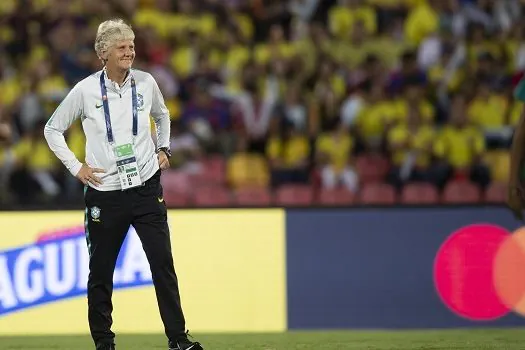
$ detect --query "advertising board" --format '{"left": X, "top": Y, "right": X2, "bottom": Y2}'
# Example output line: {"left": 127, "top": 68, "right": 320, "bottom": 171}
{"left": 0, "top": 210, "right": 286, "bottom": 335}
{"left": 286, "top": 207, "right": 525, "bottom": 329}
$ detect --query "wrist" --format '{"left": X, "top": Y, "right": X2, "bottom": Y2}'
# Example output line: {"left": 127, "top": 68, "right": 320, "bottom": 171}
{"left": 70, "top": 162, "right": 84, "bottom": 177}
{"left": 157, "top": 147, "right": 171, "bottom": 158}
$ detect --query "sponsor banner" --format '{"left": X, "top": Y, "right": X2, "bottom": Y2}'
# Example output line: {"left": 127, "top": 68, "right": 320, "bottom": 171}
{"left": 168, "top": 209, "right": 287, "bottom": 333}
{"left": 286, "top": 207, "right": 525, "bottom": 329}
{"left": 0, "top": 226, "right": 151, "bottom": 317}
{"left": 0, "top": 210, "right": 286, "bottom": 335}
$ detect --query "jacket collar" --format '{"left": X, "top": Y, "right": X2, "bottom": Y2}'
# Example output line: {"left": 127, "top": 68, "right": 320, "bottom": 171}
{"left": 102, "top": 67, "right": 132, "bottom": 89}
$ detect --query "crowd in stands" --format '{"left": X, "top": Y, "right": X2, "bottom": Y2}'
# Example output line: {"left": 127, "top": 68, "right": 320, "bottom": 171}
{"left": 0, "top": 0, "right": 521, "bottom": 208}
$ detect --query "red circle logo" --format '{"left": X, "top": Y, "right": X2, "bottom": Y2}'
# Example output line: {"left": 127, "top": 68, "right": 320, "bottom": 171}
{"left": 434, "top": 224, "right": 525, "bottom": 321}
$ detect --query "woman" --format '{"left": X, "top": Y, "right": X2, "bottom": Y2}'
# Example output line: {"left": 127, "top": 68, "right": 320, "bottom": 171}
{"left": 43, "top": 18, "right": 203, "bottom": 350}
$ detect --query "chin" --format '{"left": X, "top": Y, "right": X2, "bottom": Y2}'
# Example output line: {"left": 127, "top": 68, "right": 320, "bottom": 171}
{"left": 119, "top": 62, "right": 133, "bottom": 70}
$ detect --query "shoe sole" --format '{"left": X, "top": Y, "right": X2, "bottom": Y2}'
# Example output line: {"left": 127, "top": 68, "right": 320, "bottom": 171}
{"left": 169, "top": 345, "right": 202, "bottom": 350}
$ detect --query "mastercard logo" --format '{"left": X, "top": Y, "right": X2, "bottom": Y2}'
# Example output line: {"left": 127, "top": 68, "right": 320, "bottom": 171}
{"left": 434, "top": 223, "right": 525, "bottom": 321}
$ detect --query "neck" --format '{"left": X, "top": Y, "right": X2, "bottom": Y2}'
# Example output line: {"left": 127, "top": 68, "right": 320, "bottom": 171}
{"left": 106, "top": 66, "right": 128, "bottom": 86}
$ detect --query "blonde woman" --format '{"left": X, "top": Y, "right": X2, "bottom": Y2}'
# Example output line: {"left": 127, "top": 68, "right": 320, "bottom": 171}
{"left": 44, "top": 19, "right": 203, "bottom": 350}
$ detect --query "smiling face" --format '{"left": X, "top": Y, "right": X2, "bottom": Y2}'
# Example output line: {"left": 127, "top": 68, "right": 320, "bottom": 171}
{"left": 105, "top": 39, "right": 135, "bottom": 72}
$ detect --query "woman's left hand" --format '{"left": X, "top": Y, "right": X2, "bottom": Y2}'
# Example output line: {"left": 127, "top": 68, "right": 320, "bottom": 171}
{"left": 158, "top": 151, "right": 170, "bottom": 170}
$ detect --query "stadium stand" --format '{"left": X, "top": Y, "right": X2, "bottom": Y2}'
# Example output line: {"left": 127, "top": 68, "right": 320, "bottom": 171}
{"left": 0, "top": 0, "right": 520, "bottom": 208}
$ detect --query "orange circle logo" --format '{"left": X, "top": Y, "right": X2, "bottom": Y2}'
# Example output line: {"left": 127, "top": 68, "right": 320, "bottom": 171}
{"left": 434, "top": 224, "right": 525, "bottom": 321}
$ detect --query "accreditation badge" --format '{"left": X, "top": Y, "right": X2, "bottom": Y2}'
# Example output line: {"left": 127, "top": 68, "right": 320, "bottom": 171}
{"left": 114, "top": 143, "right": 143, "bottom": 190}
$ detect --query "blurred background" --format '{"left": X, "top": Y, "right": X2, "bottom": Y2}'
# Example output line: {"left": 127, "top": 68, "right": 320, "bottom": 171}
{"left": 0, "top": 0, "right": 522, "bottom": 210}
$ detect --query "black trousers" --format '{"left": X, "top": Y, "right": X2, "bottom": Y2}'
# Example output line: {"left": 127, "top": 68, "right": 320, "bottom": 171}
{"left": 84, "top": 170, "right": 186, "bottom": 346}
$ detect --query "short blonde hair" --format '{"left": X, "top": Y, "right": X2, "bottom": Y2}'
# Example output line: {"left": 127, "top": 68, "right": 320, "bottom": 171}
{"left": 94, "top": 18, "right": 135, "bottom": 60}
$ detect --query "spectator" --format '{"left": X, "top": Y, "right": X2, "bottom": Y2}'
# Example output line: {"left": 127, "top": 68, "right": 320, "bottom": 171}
{"left": 179, "top": 51, "right": 222, "bottom": 102}
{"left": 227, "top": 135, "right": 270, "bottom": 189}
{"left": 354, "top": 81, "right": 394, "bottom": 151}
{"left": 404, "top": 0, "right": 440, "bottom": 45}
{"left": 427, "top": 43, "right": 465, "bottom": 99}
{"left": 340, "top": 79, "right": 367, "bottom": 129}
{"left": 254, "top": 24, "right": 295, "bottom": 66}
{"left": 387, "top": 104, "right": 436, "bottom": 189}
{"left": 316, "top": 119, "right": 359, "bottom": 193}
{"left": 342, "top": 20, "right": 373, "bottom": 70}
{"left": 464, "top": 23, "right": 502, "bottom": 72}
{"left": 329, "top": 0, "right": 377, "bottom": 40}
{"left": 169, "top": 30, "right": 206, "bottom": 82}
{"left": 389, "top": 50, "right": 428, "bottom": 95}
{"left": 18, "top": 76, "right": 45, "bottom": 135}
{"left": 462, "top": 0, "right": 514, "bottom": 35}
{"left": 432, "top": 94, "right": 491, "bottom": 189}
{"left": 288, "top": 0, "right": 320, "bottom": 40}
{"left": 12, "top": 120, "right": 60, "bottom": 201}
{"left": 212, "top": 72, "right": 280, "bottom": 154}
{"left": 180, "top": 78, "right": 233, "bottom": 154}
{"left": 467, "top": 77, "right": 510, "bottom": 147}
{"left": 221, "top": 29, "right": 252, "bottom": 93}
{"left": 266, "top": 119, "right": 310, "bottom": 188}
{"left": 276, "top": 83, "right": 308, "bottom": 132}
{"left": 0, "top": 55, "right": 22, "bottom": 118}
{"left": 394, "top": 79, "right": 435, "bottom": 127}
{"left": 169, "top": 120, "right": 203, "bottom": 174}
{"left": 34, "top": 58, "right": 70, "bottom": 116}
{"left": 310, "top": 58, "right": 346, "bottom": 133}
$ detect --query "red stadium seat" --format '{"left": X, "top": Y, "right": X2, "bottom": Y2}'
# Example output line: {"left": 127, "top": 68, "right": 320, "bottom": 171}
{"left": 355, "top": 153, "right": 390, "bottom": 184}
{"left": 318, "top": 188, "right": 355, "bottom": 206}
{"left": 401, "top": 183, "right": 439, "bottom": 204}
{"left": 206, "top": 155, "right": 226, "bottom": 175}
{"left": 485, "top": 182, "right": 507, "bottom": 204}
{"left": 160, "top": 170, "right": 192, "bottom": 207}
{"left": 274, "top": 185, "right": 314, "bottom": 207}
{"left": 163, "top": 190, "right": 190, "bottom": 207}
{"left": 160, "top": 169, "right": 191, "bottom": 194}
{"left": 359, "top": 183, "right": 397, "bottom": 205}
{"left": 189, "top": 156, "right": 226, "bottom": 186}
{"left": 193, "top": 186, "right": 232, "bottom": 207}
{"left": 234, "top": 187, "right": 272, "bottom": 206}
{"left": 442, "top": 180, "right": 481, "bottom": 204}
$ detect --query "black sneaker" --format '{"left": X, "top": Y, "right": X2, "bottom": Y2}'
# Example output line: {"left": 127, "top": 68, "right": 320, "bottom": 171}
{"left": 96, "top": 343, "right": 115, "bottom": 350}
{"left": 168, "top": 333, "right": 203, "bottom": 350}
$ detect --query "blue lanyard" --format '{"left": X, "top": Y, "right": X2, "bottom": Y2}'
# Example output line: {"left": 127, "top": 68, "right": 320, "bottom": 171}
{"left": 99, "top": 71, "right": 138, "bottom": 144}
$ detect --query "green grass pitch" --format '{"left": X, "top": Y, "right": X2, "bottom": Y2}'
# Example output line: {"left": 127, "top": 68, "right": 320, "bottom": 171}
{"left": 2, "top": 328, "right": 525, "bottom": 349}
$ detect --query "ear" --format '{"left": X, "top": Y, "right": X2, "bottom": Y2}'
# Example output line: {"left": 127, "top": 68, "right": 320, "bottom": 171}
{"left": 98, "top": 51, "right": 109, "bottom": 64}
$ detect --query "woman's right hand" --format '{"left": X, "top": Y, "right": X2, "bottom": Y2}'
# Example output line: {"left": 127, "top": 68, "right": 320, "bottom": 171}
{"left": 76, "top": 164, "right": 105, "bottom": 186}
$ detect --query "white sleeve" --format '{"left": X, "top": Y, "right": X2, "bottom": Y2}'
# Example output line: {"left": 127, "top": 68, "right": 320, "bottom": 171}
{"left": 149, "top": 74, "right": 170, "bottom": 150}
{"left": 43, "top": 83, "right": 84, "bottom": 176}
